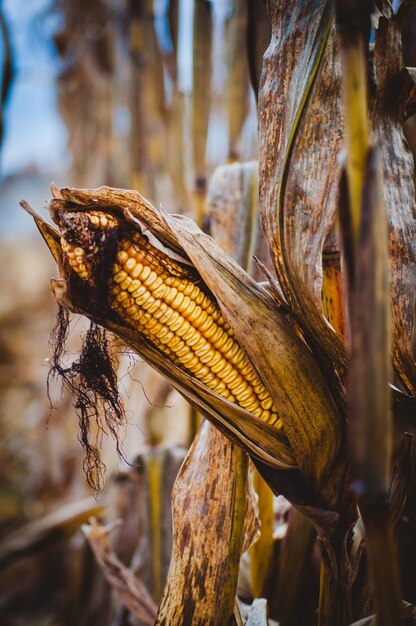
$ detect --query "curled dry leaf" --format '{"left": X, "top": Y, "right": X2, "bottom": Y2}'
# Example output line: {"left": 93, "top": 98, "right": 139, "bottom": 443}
{"left": 82, "top": 517, "right": 157, "bottom": 625}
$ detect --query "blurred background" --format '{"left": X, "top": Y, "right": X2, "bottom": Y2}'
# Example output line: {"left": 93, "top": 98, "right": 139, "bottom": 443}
{"left": 0, "top": 1, "right": 270, "bottom": 624}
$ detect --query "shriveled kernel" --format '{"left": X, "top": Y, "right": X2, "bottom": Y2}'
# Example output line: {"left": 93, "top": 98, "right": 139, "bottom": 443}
{"left": 114, "top": 269, "right": 128, "bottom": 284}
{"left": 116, "top": 291, "right": 130, "bottom": 303}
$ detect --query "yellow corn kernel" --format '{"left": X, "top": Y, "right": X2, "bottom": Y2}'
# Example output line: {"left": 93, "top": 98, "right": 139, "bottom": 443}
{"left": 65, "top": 218, "right": 285, "bottom": 429}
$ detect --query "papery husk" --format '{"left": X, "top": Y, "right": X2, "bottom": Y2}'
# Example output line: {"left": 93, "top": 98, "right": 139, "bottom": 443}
{"left": 167, "top": 213, "right": 342, "bottom": 494}
{"left": 24, "top": 186, "right": 295, "bottom": 474}
{"left": 43, "top": 184, "right": 343, "bottom": 497}
{"left": 207, "top": 161, "right": 273, "bottom": 603}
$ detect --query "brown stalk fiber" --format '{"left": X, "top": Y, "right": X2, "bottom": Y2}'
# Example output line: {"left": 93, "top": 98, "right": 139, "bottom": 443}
{"left": 206, "top": 161, "right": 276, "bottom": 600}
{"left": 336, "top": 1, "right": 403, "bottom": 624}
{"left": 155, "top": 422, "right": 253, "bottom": 625}
{"left": 225, "top": 0, "right": 250, "bottom": 161}
{"left": 192, "top": 0, "right": 213, "bottom": 224}
{"left": 166, "top": 0, "right": 189, "bottom": 212}
{"left": 129, "top": 0, "right": 166, "bottom": 199}
{"left": 246, "top": 0, "right": 271, "bottom": 100}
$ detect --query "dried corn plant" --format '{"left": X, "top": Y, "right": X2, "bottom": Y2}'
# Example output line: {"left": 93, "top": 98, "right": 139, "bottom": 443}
{"left": 13, "top": 0, "right": 416, "bottom": 624}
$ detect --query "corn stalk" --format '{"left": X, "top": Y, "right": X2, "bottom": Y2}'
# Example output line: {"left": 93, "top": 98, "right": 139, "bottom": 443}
{"left": 336, "top": 2, "right": 402, "bottom": 625}
{"left": 192, "top": 0, "right": 213, "bottom": 224}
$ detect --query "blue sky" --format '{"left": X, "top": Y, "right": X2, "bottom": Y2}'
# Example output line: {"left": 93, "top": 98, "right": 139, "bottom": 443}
{"left": 1, "top": 0, "right": 68, "bottom": 177}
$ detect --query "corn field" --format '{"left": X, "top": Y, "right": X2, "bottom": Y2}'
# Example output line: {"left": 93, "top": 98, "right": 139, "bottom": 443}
{"left": 1, "top": 0, "right": 416, "bottom": 625}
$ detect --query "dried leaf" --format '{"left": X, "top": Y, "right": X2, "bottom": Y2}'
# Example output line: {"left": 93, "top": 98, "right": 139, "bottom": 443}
{"left": 370, "top": 13, "right": 416, "bottom": 394}
{"left": 259, "top": 2, "right": 416, "bottom": 396}
{"left": 207, "top": 161, "right": 274, "bottom": 281}
{"left": 0, "top": 497, "right": 103, "bottom": 570}
{"left": 25, "top": 184, "right": 343, "bottom": 500}
{"left": 259, "top": 1, "right": 347, "bottom": 370}
{"left": 82, "top": 518, "right": 157, "bottom": 625}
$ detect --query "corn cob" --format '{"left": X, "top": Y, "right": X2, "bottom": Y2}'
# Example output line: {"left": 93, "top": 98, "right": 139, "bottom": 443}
{"left": 60, "top": 209, "right": 282, "bottom": 429}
